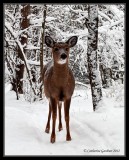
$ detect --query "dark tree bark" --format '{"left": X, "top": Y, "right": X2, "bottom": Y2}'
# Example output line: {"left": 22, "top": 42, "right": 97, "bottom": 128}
{"left": 103, "top": 68, "right": 112, "bottom": 88}
{"left": 99, "top": 63, "right": 112, "bottom": 88}
{"left": 86, "top": 5, "right": 102, "bottom": 111}
{"left": 99, "top": 63, "right": 105, "bottom": 86}
{"left": 40, "top": 5, "right": 47, "bottom": 98}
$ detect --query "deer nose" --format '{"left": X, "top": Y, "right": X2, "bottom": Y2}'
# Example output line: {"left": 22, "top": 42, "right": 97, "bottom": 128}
{"left": 61, "top": 53, "right": 67, "bottom": 59}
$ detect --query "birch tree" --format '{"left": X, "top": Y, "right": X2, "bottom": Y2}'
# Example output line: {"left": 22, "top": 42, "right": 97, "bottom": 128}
{"left": 86, "top": 5, "right": 102, "bottom": 111}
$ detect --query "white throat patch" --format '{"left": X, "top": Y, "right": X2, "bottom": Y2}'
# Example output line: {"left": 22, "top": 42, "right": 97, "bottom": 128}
{"left": 58, "top": 59, "right": 67, "bottom": 64}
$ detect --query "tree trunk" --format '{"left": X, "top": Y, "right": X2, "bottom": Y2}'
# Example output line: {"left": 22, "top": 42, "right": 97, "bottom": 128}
{"left": 99, "top": 63, "right": 106, "bottom": 86}
{"left": 40, "top": 5, "right": 47, "bottom": 98}
{"left": 86, "top": 5, "right": 102, "bottom": 111}
{"left": 103, "top": 68, "right": 112, "bottom": 88}
{"left": 99, "top": 63, "right": 112, "bottom": 88}
{"left": 16, "top": 4, "right": 30, "bottom": 94}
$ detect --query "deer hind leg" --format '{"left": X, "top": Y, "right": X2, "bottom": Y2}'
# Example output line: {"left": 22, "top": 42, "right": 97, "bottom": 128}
{"left": 45, "top": 101, "right": 51, "bottom": 133}
{"left": 64, "top": 98, "right": 71, "bottom": 141}
{"left": 50, "top": 98, "right": 57, "bottom": 143}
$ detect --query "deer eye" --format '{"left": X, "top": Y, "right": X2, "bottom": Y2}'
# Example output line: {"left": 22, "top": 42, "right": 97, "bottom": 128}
{"left": 54, "top": 48, "right": 59, "bottom": 52}
{"left": 66, "top": 48, "right": 69, "bottom": 51}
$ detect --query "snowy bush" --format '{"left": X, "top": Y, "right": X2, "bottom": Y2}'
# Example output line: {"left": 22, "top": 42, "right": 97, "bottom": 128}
{"left": 103, "top": 79, "right": 124, "bottom": 105}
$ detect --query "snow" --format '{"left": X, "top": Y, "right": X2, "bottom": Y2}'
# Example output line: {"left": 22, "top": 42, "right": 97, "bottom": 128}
{"left": 5, "top": 11, "right": 15, "bottom": 22}
{"left": 30, "top": 18, "right": 43, "bottom": 25}
{"left": 5, "top": 62, "right": 10, "bottom": 75}
{"left": 5, "top": 22, "right": 17, "bottom": 38}
{"left": 29, "top": 16, "right": 56, "bottom": 25}
{"left": 5, "top": 83, "right": 12, "bottom": 95}
{"left": 46, "top": 16, "right": 57, "bottom": 22}
{"left": 5, "top": 85, "right": 125, "bottom": 156}
{"left": 109, "top": 5, "right": 124, "bottom": 19}
{"left": 25, "top": 45, "right": 40, "bottom": 50}
{"left": 27, "top": 60, "right": 40, "bottom": 66}
{"left": 98, "top": 11, "right": 112, "bottom": 23}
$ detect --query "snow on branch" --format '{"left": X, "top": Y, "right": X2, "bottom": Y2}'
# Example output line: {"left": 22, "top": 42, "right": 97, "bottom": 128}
{"left": 17, "top": 25, "right": 34, "bottom": 37}
{"left": 25, "top": 45, "right": 40, "bottom": 50}
{"left": 5, "top": 22, "right": 17, "bottom": 38}
{"left": 75, "top": 81, "right": 90, "bottom": 89}
{"left": 98, "top": 11, "right": 112, "bottom": 23}
{"left": 71, "top": 15, "right": 87, "bottom": 24}
{"left": 5, "top": 11, "right": 15, "bottom": 23}
{"left": 68, "top": 5, "right": 112, "bottom": 24}
{"left": 27, "top": 60, "right": 40, "bottom": 66}
{"left": 37, "top": 29, "right": 42, "bottom": 47}
{"left": 68, "top": 5, "right": 87, "bottom": 15}
{"left": 5, "top": 22, "right": 36, "bottom": 96}
{"left": 30, "top": 18, "right": 43, "bottom": 25}
{"left": 99, "top": 18, "right": 124, "bottom": 34}
{"left": 109, "top": 19, "right": 124, "bottom": 29}
{"left": 46, "top": 16, "right": 57, "bottom": 22}
{"left": 17, "top": 24, "right": 42, "bottom": 38}
{"left": 109, "top": 5, "right": 124, "bottom": 19}
{"left": 30, "top": 16, "right": 57, "bottom": 25}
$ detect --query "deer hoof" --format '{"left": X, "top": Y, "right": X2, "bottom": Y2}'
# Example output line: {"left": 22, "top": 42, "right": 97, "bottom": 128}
{"left": 45, "top": 128, "right": 49, "bottom": 133}
{"left": 66, "top": 135, "right": 72, "bottom": 141}
{"left": 59, "top": 127, "right": 63, "bottom": 131}
{"left": 58, "top": 124, "right": 63, "bottom": 131}
{"left": 51, "top": 136, "right": 56, "bottom": 143}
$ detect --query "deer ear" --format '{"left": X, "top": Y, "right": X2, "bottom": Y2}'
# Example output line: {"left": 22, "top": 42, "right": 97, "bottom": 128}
{"left": 45, "top": 36, "right": 55, "bottom": 48}
{"left": 66, "top": 36, "right": 78, "bottom": 48}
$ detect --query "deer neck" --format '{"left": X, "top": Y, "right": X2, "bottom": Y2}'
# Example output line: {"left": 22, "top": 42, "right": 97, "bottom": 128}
{"left": 53, "top": 62, "right": 69, "bottom": 86}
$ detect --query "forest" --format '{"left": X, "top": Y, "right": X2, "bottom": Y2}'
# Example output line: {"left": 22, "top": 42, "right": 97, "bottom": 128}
{"left": 4, "top": 4, "right": 125, "bottom": 156}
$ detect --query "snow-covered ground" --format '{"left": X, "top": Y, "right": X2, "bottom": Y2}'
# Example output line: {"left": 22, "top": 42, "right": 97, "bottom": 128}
{"left": 4, "top": 84, "right": 125, "bottom": 156}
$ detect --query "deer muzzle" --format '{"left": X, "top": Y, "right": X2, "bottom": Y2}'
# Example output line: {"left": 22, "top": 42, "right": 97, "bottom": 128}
{"left": 60, "top": 53, "right": 67, "bottom": 59}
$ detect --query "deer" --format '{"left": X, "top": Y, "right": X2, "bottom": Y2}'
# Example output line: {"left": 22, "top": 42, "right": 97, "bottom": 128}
{"left": 43, "top": 35, "right": 78, "bottom": 143}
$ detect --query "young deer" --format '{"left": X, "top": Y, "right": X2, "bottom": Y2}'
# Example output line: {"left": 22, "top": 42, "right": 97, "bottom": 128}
{"left": 43, "top": 36, "right": 78, "bottom": 143}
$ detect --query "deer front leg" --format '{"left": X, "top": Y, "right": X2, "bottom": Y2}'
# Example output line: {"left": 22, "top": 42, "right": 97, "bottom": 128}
{"left": 45, "top": 102, "right": 51, "bottom": 133}
{"left": 64, "top": 98, "right": 71, "bottom": 141}
{"left": 50, "top": 98, "right": 57, "bottom": 143}
{"left": 58, "top": 101, "right": 63, "bottom": 131}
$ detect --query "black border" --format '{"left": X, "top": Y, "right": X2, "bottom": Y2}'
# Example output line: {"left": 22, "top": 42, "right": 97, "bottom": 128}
{"left": 3, "top": 2, "right": 126, "bottom": 158}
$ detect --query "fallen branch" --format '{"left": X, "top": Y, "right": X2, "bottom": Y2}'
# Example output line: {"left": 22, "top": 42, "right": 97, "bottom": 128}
{"left": 75, "top": 81, "right": 90, "bottom": 89}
